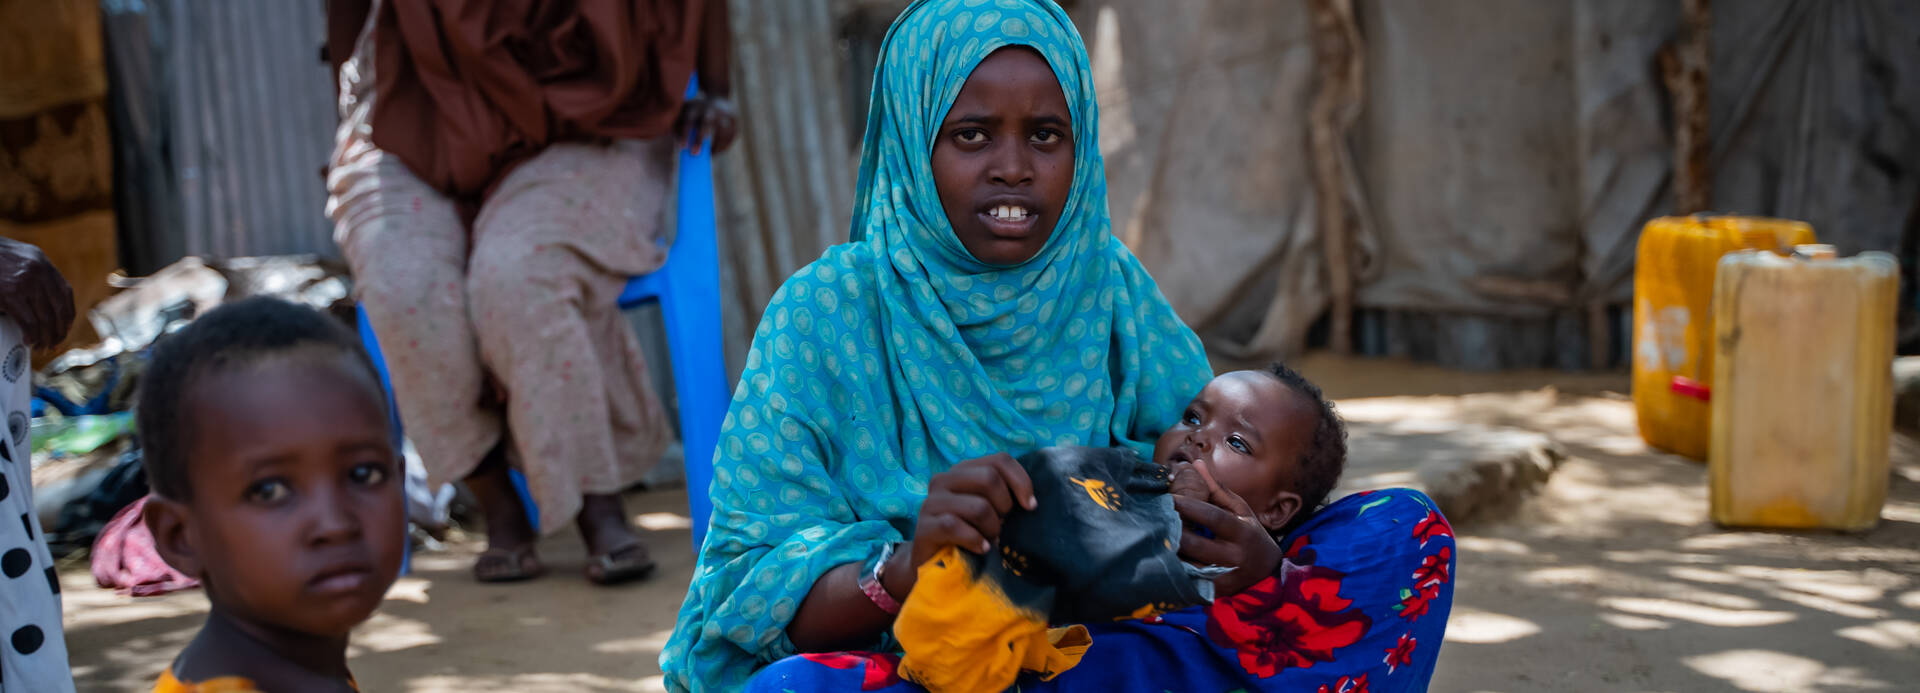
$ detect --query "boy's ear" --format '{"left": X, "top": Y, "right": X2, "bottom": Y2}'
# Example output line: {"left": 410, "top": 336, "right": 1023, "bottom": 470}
{"left": 142, "top": 496, "right": 203, "bottom": 578}
{"left": 1257, "top": 491, "right": 1303, "bottom": 536}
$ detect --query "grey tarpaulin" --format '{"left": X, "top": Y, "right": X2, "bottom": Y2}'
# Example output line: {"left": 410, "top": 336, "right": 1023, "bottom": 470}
{"left": 1354, "top": 0, "right": 1918, "bottom": 369}
{"left": 1064, "top": 0, "right": 1920, "bottom": 369}
{"left": 1070, "top": 0, "right": 1347, "bottom": 363}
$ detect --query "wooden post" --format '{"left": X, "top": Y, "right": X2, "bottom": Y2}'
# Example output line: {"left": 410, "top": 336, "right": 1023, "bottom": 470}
{"left": 1307, "top": 0, "right": 1364, "bottom": 353}
{"left": 1662, "top": 0, "right": 1712, "bottom": 215}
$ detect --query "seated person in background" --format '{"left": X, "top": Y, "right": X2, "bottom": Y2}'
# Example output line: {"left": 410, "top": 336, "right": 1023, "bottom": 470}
{"left": 138, "top": 298, "right": 405, "bottom": 692}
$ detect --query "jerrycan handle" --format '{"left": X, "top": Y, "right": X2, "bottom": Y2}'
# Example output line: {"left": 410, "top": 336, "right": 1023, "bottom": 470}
{"left": 1792, "top": 244, "right": 1837, "bottom": 261}
{"left": 1671, "top": 376, "right": 1711, "bottom": 402}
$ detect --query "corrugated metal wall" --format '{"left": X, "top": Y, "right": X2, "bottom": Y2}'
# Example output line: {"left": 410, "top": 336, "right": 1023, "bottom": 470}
{"left": 710, "top": 0, "right": 875, "bottom": 375}
{"left": 104, "top": 0, "right": 336, "bottom": 274}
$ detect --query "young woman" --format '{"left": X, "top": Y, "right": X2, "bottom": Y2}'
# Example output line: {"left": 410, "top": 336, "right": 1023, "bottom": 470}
{"left": 663, "top": 2, "right": 1453, "bottom": 690}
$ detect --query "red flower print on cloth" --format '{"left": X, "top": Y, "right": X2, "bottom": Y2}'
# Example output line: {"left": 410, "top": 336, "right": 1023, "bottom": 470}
{"left": 1412, "top": 510, "right": 1453, "bottom": 548}
{"left": 797, "top": 652, "right": 903, "bottom": 691}
{"left": 1383, "top": 633, "right": 1416, "bottom": 673}
{"left": 1284, "top": 534, "right": 1312, "bottom": 561}
{"left": 1208, "top": 558, "right": 1372, "bottom": 678}
{"left": 1316, "top": 673, "right": 1371, "bottom": 693}
{"left": 1413, "top": 547, "right": 1453, "bottom": 591}
{"left": 1394, "top": 545, "right": 1454, "bottom": 621}
{"left": 1395, "top": 585, "right": 1438, "bottom": 621}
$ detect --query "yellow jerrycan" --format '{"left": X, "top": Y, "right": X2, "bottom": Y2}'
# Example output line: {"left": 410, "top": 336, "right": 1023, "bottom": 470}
{"left": 1632, "top": 216, "right": 1816, "bottom": 460}
{"left": 1709, "top": 246, "right": 1899, "bottom": 530}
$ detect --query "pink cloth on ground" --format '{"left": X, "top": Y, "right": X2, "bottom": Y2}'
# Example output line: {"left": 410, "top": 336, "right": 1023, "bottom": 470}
{"left": 91, "top": 496, "right": 200, "bottom": 597}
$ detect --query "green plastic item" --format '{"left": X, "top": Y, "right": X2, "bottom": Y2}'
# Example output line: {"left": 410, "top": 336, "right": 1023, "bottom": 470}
{"left": 30, "top": 411, "right": 136, "bottom": 458}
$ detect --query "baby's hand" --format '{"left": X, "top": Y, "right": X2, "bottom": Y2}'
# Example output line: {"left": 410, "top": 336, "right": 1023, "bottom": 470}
{"left": 1168, "top": 461, "right": 1210, "bottom": 501}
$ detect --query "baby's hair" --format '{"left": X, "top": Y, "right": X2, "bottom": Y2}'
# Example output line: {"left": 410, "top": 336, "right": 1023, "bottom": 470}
{"left": 137, "top": 297, "right": 385, "bottom": 501}
{"left": 1263, "top": 362, "right": 1347, "bottom": 533}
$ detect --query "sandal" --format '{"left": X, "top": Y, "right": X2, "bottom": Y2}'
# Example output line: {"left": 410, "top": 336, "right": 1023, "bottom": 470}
{"left": 473, "top": 545, "right": 545, "bottom": 583}
{"left": 585, "top": 540, "right": 656, "bottom": 586}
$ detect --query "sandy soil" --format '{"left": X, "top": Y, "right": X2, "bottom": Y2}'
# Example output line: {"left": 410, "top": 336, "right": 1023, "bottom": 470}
{"left": 61, "top": 356, "right": 1920, "bottom": 692}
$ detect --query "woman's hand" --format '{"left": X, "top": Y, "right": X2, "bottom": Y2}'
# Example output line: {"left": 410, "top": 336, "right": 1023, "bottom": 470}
{"left": 0, "top": 238, "right": 75, "bottom": 348}
{"left": 676, "top": 94, "right": 739, "bottom": 155}
{"left": 907, "top": 452, "right": 1036, "bottom": 570}
{"left": 1172, "top": 462, "right": 1282, "bottom": 598}
{"left": 793, "top": 454, "right": 1032, "bottom": 652}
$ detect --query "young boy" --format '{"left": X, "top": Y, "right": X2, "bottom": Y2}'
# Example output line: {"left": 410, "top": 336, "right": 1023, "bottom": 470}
{"left": 138, "top": 297, "right": 405, "bottom": 692}
{"left": 1157, "top": 363, "right": 1348, "bottom": 539}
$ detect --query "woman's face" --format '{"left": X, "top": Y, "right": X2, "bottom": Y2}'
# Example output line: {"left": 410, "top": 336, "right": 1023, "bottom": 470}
{"left": 931, "top": 47, "right": 1075, "bottom": 267}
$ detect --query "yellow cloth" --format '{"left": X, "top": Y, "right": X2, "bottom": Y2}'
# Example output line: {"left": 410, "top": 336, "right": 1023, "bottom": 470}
{"left": 152, "top": 669, "right": 261, "bottom": 693}
{"left": 895, "top": 546, "right": 1093, "bottom": 692}
{"left": 153, "top": 667, "right": 359, "bottom": 692}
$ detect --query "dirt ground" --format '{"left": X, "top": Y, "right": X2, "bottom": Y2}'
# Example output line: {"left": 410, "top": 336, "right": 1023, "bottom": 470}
{"left": 61, "top": 355, "right": 1920, "bottom": 692}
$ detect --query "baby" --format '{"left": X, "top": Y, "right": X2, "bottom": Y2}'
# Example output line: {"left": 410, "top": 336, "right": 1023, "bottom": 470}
{"left": 1156, "top": 363, "right": 1348, "bottom": 538}
{"left": 892, "top": 363, "right": 1347, "bottom": 691}
{"left": 138, "top": 297, "right": 405, "bottom": 692}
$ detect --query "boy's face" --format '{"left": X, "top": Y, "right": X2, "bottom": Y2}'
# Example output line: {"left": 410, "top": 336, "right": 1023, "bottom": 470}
{"left": 149, "top": 351, "right": 404, "bottom": 638}
{"left": 1153, "top": 370, "right": 1314, "bottom": 532}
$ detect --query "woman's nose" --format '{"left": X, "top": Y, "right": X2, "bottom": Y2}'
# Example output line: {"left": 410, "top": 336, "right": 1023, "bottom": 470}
{"left": 987, "top": 143, "right": 1034, "bottom": 186}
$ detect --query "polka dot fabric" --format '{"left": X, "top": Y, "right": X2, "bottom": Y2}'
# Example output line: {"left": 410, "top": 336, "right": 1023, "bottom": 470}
{"left": 0, "top": 317, "right": 77, "bottom": 692}
{"left": 660, "top": 1, "right": 1211, "bottom": 690}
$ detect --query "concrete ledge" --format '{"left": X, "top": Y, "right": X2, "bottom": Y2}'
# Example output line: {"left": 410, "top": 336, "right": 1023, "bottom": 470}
{"left": 1337, "top": 420, "right": 1567, "bottom": 524}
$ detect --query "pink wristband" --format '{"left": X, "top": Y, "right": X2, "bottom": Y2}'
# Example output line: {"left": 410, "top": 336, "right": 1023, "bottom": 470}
{"left": 859, "top": 543, "right": 903, "bottom": 614}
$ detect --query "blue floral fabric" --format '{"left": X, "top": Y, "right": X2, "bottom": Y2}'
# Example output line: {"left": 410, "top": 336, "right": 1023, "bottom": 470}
{"left": 746, "top": 489, "right": 1459, "bottom": 693}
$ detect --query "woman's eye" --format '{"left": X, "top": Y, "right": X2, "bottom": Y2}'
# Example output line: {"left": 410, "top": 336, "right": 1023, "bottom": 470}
{"left": 1228, "top": 436, "right": 1251, "bottom": 455}
{"left": 955, "top": 129, "right": 987, "bottom": 144}
{"left": 350, "top": 462, "right": 390, "bottom": 486}
{"left": 1031, "top": 129, "right": 1063, "bottom": 144}
{"left": 245, "top": 480, "right": 291, "bottom": 504}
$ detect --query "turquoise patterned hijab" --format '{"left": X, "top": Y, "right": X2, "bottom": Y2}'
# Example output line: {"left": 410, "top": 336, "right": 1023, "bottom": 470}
{"left": 662, "top": 1, "right": 1211, "bottom": 689}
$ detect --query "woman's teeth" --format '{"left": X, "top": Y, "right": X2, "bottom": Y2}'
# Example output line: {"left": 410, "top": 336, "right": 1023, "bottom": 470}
{"left": 990, "top": 205, "right": 1031, "bottom": 221}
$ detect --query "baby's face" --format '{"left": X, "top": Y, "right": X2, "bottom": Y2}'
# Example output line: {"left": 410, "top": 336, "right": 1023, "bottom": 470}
{"left": 1154, "top": 370, "right": 1315, "bottom": 528}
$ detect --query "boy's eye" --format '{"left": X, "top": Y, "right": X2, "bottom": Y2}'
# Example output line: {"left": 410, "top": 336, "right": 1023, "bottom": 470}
{"left": 350, "top": 462, "right": 390, "bottom": 487}
{"left": 245, "top": 479, "right": 291, "bottom": 504}
{"left": 1228, "top": 436, "right": 1251, "bottom": 455}
{"left": 1182, "top": 410, "right": 1200, "bottom": 426}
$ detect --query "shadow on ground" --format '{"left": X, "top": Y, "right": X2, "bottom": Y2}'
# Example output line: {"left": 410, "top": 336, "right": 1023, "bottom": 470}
{"left": 1382, "top": 388, "right": 1920, "bottom": 692}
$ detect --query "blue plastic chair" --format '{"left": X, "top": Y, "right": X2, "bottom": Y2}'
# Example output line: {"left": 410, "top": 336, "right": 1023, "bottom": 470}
{"left": 357, "top": 76, "right": 727, "bottom": 558}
